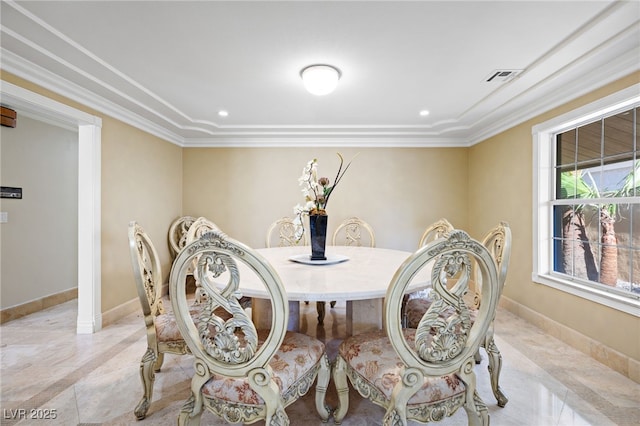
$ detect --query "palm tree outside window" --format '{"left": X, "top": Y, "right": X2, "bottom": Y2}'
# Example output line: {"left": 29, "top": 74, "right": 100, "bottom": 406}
{"left": 553, "top": 107, "right": 639, "bottom": 298}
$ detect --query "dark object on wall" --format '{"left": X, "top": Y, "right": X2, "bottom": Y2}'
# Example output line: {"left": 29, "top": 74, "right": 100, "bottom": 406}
{"left": 1, "top": 187, "right": 22, "bottom": 199}
{"left": 1, "top": 106, "right": 17, "bottom": 128}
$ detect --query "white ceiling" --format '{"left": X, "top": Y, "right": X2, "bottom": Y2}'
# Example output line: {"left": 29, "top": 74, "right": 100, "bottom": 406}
{"left": 1, "top": 1, "right": 639, "bottom": 147}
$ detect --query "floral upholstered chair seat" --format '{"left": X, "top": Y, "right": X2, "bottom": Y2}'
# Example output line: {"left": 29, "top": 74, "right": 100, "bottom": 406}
{"left": 202, "top": 330, "right": 325, "bottom": 405}
{"left": 405, "top": 295, "right": 478, "bottom": 330}
{"left": 338, "top": 329, "right": 466, "bottom": 405}
{"left": 404, "top": 296, "right": 433, "bottom": 331}
{"left": 155, "top": 300, "right": 232, "bottom": 344}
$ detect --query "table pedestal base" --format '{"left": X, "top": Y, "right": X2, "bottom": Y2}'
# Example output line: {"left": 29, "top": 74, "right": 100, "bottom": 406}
{"left": 346, "top": 299, "right": 383, "bottom": 335}
{"left": 252, "top": 298, "right": 383, "bottom": 335}
{"left": 252, "top": 299, "right": 300, "bottom": 331}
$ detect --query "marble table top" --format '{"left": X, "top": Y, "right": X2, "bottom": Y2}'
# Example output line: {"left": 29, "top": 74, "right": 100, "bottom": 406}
{"left": 236, "top": 245, "right": 430, "bottom": 302}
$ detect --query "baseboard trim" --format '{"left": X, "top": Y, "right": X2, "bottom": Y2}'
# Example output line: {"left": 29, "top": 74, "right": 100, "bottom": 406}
{"left": 500, "top": 296, "right": 639, "bottom": 384}
{"left": 0, "top": 288, "right": 78, "bottom": 324}
{"left": 101, "top": 297, "right": 140, "bottom": 328}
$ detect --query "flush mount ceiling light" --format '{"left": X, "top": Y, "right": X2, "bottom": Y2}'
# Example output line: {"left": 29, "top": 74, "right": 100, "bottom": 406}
{"left": 300, "top": 64, "right": 341, "bottom": 96}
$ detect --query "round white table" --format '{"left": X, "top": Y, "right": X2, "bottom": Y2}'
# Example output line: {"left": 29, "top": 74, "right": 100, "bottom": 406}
{"left": 236, "top": 245, "right": 430, "bottom": 334}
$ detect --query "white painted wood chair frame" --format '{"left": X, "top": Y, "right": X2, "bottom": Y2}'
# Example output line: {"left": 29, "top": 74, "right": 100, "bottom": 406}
{"left": 401, "top": 218, "right": 455, "bottom": 327}
{"left": 168, "top": 215, "right": 197, "bottom": 258}
{"left": 331, "top": 216, "right": 376, "bottom": 247}
{"left": 333, "top": 230, "right": 500, "bottom": 426}
{"left": 405, "top": 221, "right": 513, "bottom": 408}
{"left": 418, "top": 218, "right": 454, "bottom": 248}
{"left": 265, "top": 216, "right": 307, "bottom": 248}
{"left": 128, "top": 221, "right": 191, "bottom": 420}
{"left": 183, "top": 217, "right": 221, "bottom": 302}
{"left": 471, "top": 222, "right": 512, "bottom": 407}
{"left": 170, "top": 231, "right": 331, "bottom": 425}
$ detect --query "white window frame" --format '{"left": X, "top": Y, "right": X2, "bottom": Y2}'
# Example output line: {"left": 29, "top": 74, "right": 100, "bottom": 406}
{"left": 532, "top": 83, "right": 640, "bottom": 317}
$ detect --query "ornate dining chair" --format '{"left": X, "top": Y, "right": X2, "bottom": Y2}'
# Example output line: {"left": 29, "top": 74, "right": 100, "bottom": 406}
{"left": 418, "top": 217, "right": 455, "bottom": 248}
{"left": 315, "top": 216, "right": 377, "bottom": 324}
{"left": 265, "top": 216, "right": 317, "bottom": 318}
{"left": 331, "top": 216, "right": 376, "bottom": 248}
{"left": 404, "top": 222, "right": 512, "bottom": 407}
{"left": 170, "top": 230, "right": 331, "bottom": 425}
{"left": 470, "top": 222, "right": 512, "bottom": 407}
{"left": 265, "top": 216, "right": 307, "bottom": 248}
{"left": 333, "top": 230, "right": 500, "bottom": 425}
{"left": 183, "top": 217, "right": 221, "bottom": 303}
{"left": 128, "top": 221, "right": 200, "bottom": 419}
{"left": 402, "top": 218, "right": 455, "bottom": 328}
{"left": 168, "top": 215, "right": 197, "bottom": 259}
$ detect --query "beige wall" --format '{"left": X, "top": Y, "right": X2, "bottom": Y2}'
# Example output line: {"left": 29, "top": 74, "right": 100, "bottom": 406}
{"left": 182, "top": 147, "right": 468, "bottom": 251}
{"left": 100, "top": 116, "right": 183, "bottom": 311}
{"left": 468, "top": 71, "right": 640, "bottom": 362}
{"left": 1, "top": 72, "right": 183, "bottom": 313}
{"left": 1, "top": 115, "right": 78, "bottom": 309}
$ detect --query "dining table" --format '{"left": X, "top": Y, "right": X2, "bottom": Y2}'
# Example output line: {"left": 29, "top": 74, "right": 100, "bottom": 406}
{"left": 235, "top": 245, "right": 431, "bottom": 335}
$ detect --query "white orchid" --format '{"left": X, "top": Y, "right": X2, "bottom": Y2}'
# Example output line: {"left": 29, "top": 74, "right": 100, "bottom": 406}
{"left": 292, "top": 153, "right": 356, "bottom": 242}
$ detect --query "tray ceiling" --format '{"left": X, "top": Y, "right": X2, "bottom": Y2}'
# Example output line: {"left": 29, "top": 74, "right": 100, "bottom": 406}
{"left": 1, "top": 0, "right": 639, "bottom": 147}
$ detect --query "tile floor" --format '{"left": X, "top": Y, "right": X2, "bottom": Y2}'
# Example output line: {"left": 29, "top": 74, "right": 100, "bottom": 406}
{"left": 1, "top": 299, "right": 639, "bottom": 426}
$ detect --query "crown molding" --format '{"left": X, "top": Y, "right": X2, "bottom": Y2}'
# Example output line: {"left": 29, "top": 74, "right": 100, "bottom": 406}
{"left": 1, "top": 49, "right": 185, "bottom": 146}
{"left": 4, "top": 39, "right": 638, "bottom": 148}
{"left": 467, "top": 48, "right": 640, "bottom": 146}
{"left": 182, "top": 136, "right": 469, "bottom": 148}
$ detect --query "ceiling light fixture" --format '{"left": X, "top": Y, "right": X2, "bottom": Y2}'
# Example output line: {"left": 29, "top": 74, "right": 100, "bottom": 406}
{"left": 300, "top": 64, "right": 341, "bottom": 96}
{"left": 218, "top": 110, "right": 229, "bottom": 117}
{"left": 419, "top": 110, "right": 430, "bottom": 117}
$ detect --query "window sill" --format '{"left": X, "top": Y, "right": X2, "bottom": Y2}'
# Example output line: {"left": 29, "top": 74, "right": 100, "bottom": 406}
{"left": 532, "top": 273, "right": 640, "bottom": 317}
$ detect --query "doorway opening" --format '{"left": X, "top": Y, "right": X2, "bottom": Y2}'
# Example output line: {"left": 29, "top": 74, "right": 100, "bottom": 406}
{"left": 1, "top": 81, "right": 102, "bottom": 333}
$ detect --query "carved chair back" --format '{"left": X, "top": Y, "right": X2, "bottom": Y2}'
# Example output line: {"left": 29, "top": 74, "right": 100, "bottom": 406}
{"left": 418, "top": 217, "right": 454, "bottom": 248}
{"left": 266, "top": 216, "right": 307, "bottom": 247}
{"left": 184, "top": 216, "right": 221, "bottom": 243}
{"left": 130, "top": 221, "right": 166, "bottom": 322}
{"left": 169, "top": 230, "right": 330, "bottom": 424}
{"left": 183, "top": 217, "right": 222, "bottom": 302}
{"left": 331, "top": 216, "right": 376, "bottom": 247}
{"left": 473, "top": 222, "right": 512, "bottom": 309}
{"left": 168, "top": 215, "right": 197, "bottom": 259}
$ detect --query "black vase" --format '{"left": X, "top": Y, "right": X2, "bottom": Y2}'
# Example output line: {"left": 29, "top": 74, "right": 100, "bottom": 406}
{"left": 309, "top": 214, "right": 328, "bottom": 260}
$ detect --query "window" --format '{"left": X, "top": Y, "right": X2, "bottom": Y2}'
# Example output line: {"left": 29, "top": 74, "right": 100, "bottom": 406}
{"left": 533, "top": 84, "right": 640, "bottom": 316}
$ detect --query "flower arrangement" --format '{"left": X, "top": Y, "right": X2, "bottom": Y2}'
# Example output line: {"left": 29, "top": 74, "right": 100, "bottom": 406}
{"left": 293, "top": 153, "right": 355, "bottom": 241}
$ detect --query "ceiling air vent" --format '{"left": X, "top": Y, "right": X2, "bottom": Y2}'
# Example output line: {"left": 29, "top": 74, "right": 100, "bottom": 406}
{"left": 485, "top": 69, "right": 522, "bottom": 83}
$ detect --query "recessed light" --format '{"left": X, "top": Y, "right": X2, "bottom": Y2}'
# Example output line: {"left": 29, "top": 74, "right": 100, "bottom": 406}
{"left": 419, "top": 110, "right": 430, "bottom": 117}
{"left": 218, "top": 110, "right": 229, "bottom": 117}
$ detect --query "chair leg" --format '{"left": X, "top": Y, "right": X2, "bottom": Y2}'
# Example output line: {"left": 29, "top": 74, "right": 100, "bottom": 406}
{"left": 177, "top": 393, "right": 203, "bottom": 426}
{"left": 463, "top": 390, "right": 489, "bottom": 426}
{"left": 134, "top": 347, "right": 157, "bottom": 420}
{"left": 333, "top": 356, "right": 350, "bottom": 424}
{"left": 316, "top": 301, "right": 326, "bottom": 325}
{"left": 153, "top": 352, "right": 165, "bottom": 372}
{"left": 315, "top": 354, "right": 331, "bottom": 422}
{"left": 459, "top": 358, "right": 488, "bottom": 426}
{"left": 474, "top": 349, "right": 482, "bottom": 364}
{"left": 485, "top": 336, "right": 508, "bottom": 407}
